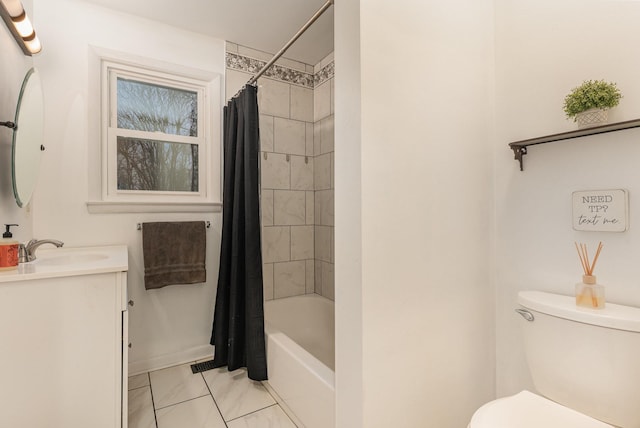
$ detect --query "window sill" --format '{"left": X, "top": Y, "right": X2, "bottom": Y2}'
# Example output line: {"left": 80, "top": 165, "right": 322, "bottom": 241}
{"left": 86, "top": 200, "right": 222, "bottom": 214}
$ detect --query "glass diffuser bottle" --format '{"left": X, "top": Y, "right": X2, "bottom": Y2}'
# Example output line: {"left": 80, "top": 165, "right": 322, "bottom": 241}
{"left": 574, "top": 242, "right": 605, "bottom": 309}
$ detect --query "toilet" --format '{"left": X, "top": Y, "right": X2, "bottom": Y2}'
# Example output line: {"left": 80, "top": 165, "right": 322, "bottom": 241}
{"left": 469, "top": 291, "right": 640, "bottom": 428}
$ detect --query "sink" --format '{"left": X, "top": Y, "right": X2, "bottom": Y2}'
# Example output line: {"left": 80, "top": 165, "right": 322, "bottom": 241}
{"left": 37, "top": 253, "right": 109, "bottom": 266}
{"left": 0, "top": 245, "right": 128, "bottom": 282}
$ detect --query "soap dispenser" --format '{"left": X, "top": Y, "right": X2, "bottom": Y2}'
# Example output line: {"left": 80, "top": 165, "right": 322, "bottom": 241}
{"left": 0, "top": 224, "right": 19, "bottom": 271}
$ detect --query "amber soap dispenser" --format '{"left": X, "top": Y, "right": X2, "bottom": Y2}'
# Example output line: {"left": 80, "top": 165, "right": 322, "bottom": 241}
{"left": 0, "top": 224, "right": 19, "bottom": 271}
{"left": 574, "top": 242, "right": 605, "bottom": 309}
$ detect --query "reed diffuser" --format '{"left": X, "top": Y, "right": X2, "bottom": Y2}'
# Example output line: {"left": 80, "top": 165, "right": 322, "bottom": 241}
{"left": 574, "top": 242, "right": 605, "bottom": 309}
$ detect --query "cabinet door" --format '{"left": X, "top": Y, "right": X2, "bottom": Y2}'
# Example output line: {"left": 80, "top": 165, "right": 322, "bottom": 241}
{"left": 0, "top": 273, "right": 123, "bottom": 428}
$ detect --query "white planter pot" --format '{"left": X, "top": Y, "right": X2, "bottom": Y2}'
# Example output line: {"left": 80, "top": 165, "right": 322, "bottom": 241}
{"left": 576, "top": 108, "right": 608, "bottom": 129}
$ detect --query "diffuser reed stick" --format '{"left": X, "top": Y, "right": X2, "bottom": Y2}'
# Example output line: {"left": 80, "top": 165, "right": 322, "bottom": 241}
{"left": 574, "top": 242, "right": 605, "bottom": 309}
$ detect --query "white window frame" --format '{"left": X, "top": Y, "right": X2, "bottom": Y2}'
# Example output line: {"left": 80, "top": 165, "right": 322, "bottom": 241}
{"left": 94, "top": 57, "right": 221, "bottom": 210}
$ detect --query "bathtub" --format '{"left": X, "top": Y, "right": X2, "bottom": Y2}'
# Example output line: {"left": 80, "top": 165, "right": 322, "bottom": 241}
{"left": 264, "top": 294, "right": 335, "bottom": 428}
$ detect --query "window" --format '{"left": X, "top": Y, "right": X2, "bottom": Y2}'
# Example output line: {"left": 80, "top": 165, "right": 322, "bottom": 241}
{"left": 101, "top": 59, "right": 218, "bottom": 205}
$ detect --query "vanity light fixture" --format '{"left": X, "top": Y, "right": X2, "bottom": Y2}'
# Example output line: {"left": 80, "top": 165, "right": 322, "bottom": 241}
{"left": 0, "top": 0, "right": 41, "bottom": 55}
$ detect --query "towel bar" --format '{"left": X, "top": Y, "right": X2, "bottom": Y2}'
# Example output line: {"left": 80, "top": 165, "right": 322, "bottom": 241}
{"left": 137, "top": 221, "right": 211, "bottom": 231}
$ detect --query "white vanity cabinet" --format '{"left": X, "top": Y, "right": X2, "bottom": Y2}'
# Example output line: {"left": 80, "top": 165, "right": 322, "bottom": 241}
{"left": 0, "top": 246, "right": 128, "bottom": 428}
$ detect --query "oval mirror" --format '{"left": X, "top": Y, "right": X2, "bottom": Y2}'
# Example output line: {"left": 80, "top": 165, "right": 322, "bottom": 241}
{"left": 11, "top": 68, "right": 44, "bottom": 208}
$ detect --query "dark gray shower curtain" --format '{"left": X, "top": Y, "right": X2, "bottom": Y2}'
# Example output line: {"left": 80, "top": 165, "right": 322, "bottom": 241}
{"left": 210, "top": 85, "right": 267, "bottom": 381}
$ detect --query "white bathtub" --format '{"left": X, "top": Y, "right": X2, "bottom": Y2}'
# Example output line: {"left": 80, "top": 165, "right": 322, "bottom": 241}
{"left": 264, "top": 294, "right": 335, "bottom": 428}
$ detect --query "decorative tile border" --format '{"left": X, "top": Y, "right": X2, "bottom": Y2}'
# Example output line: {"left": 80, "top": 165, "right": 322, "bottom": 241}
{"left": 226, "top": 52, "right": 314, "bottom": 88}
{"left": 226, "top": 52, "right": 335, "bottom": 89}
{"left": 314, "top": 61, "right": 335, "bottom": 86}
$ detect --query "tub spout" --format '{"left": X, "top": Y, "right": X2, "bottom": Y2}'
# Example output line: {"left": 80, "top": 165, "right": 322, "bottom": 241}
{"left": 19, "top": 239, "right": 64, "bottom": 263}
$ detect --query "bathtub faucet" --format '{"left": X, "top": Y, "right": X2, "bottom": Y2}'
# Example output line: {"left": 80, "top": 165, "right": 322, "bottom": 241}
{"left": 19, "top": 239, "right": 65, "bottom": 263}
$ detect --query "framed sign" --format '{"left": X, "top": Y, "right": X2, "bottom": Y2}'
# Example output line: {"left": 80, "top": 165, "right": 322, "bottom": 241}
{"left": 572, "top": 189, "right": 628, "bottom": 232}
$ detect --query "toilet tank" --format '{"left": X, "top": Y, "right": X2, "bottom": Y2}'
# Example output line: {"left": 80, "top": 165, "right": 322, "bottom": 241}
{"left": 517, "top": 291, "right": 640, "bottom": 428}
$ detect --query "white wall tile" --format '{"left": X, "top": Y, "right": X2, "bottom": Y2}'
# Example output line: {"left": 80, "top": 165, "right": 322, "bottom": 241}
{"left": 275, "top": 57, "right": 307, "bottom": 73}
{"left": 274, "top": 118, "right": 306, "bottom": 155}
{"left": 263, "top": 263, "right": 274, "bottom": 301}
{"left": 322, "top": 262, "right": 335, "bottom": 301}
{"left": 305, "top": 123, "right": 314, "bottom": 156}
{"left": 274, "top": 190, "right": 306, "bottom": 225}
{"left": 314, "top": 153, "right": 331, "bottom": 191}
{"left": 330, "top": 152, "right": 335, "bottom": 189}
{"left": 315, "top": 190, "right": 334, "bottom": 227}
{"left": 306, "top": 260, "right": 315, "bottom": 294}
{"left": 330, "top": 77, "right": 335, "bottom": 115}
{"left": 237, "top": 45, "right": 272, "bottom": 62}
{"left": 291, "top": 86, "right": 313, "bottom": 122}
{"left": 257, "top": 78, "right": 290, "bottom": 118}
{"left": 314, "top": 80, "right": 331, "bottom": 121}
{"left": 261, "top": 189, "right": 274, "bottom": 226}
{"left": 226, "top": 69, "right": 251, "bottom": 102}
{"left": 306, "top": 191, "right": 315, "bottom": 225}
{"left": 262, "top": 226, "right": 290, "bottom": 263}
{"left": 315, "top": 226, "right": 332, "bottom": 263}
{"left": 313, "top": 122, "right": 322, "bottom": 156}
{"left": 274, "top": 261, "right": 306, "bottom": 298}
{"left": 320, "top": 115, "right": 334, "bottom": 154}
{"left": 259, "top": 115, "right": 274, "bottom": 152}
{"left": 260, "top": 153, "right": 290, "bottom": 189}
{"left": 315, "top": 260, "right": 322, "bottom": 295}
{"left": 290, "top": 155, "right": 313, "bottom": 191}
{"left": 226, "top": 41, "right": 239, "bottom": 53}
{"left": 291, "top": 226, "right": 314, "bottom": 260}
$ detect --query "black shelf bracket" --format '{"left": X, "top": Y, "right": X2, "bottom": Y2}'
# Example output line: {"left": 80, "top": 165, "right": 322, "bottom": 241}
{"left": 508, "top": 118, "right": 640, "bottom": 171}
{"left": 511, "top": 146, "right": 527, "bottom": 171}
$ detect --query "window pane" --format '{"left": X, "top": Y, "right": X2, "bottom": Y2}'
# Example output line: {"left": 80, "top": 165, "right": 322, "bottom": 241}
{"left": 117, "top": 78, "right": 198, "bottom": 136}
{"left": 117, "top": 137, "right": 199, "bottom": 192}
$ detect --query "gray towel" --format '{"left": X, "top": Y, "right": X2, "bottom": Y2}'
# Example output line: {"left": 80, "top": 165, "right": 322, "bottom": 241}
{"left": 142, "top": 221, "right": 206, "bottom": 290}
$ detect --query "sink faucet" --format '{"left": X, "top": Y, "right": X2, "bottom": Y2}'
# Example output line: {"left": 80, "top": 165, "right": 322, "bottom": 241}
{"left": 18, "top": 239, "right": 64, "bottom": 263}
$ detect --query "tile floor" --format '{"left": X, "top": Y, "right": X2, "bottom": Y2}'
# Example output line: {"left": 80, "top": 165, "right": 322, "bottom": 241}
{"left": 128, "top": 361, "right": 298, "bottom": 428}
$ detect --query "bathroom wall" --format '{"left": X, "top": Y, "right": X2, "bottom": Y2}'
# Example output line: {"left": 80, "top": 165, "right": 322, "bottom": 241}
{"left": 314, "top": 52, "right": 335, "bottom": 300}
{"left": 0, "top": 0, "right": 35, "bottom": 241}
{"left": 225, "top": 43, "right": 336, "bottom": 301}
{"left": 494, "top": 0, "right": 640, "bottom": 397}
{"left": 335, "top": 1, "right": 496, "bottom": 427}
{"left": 31, "top": 0, "right": 225, "bottom": 374}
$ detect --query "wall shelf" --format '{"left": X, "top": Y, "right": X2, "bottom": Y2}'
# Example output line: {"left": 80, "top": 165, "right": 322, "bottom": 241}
{"left": 508, "top": 118, "right": 640, "bottom": 171}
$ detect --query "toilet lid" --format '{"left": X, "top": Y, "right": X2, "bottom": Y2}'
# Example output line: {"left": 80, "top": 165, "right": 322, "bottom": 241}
{"left": 469, "top": 390, "right": 614, "bottom": 428}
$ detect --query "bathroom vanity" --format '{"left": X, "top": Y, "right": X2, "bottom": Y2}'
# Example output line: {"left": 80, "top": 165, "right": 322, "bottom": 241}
{"left": 0, "top": 245, "right": 129, "bottom": 428}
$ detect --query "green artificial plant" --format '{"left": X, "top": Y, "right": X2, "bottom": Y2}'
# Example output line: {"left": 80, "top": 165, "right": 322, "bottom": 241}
{"left": 563, "top": 79, "right": 622, "bottom": 121}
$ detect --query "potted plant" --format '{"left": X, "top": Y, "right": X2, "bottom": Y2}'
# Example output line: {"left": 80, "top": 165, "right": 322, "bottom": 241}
{"left": 563, "top": 79, "right": 622, "bottom": 128}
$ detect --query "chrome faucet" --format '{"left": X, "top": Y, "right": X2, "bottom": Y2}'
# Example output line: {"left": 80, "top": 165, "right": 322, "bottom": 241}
{"left": 18, "top": 239, "right": 64, "bottom": 263}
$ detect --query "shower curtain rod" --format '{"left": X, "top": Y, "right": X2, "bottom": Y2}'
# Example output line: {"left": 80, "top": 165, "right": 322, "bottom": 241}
{"left": 246, "top": 0, "right": 334, "bottom": 86}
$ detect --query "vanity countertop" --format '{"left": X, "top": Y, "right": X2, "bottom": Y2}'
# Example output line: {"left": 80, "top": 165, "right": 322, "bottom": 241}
{"left": 0, "top": 245, "right": 128, "bottom": 283}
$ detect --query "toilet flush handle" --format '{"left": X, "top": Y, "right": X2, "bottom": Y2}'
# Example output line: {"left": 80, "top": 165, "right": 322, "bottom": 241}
{"left": 515, "top": 308, "right": 535, "bottom": 322}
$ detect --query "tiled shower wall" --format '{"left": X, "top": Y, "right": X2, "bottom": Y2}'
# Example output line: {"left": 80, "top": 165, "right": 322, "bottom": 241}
{"left": 225, "top": 43, "right": 335, "bottom": 301}
{"left": 313, "top": 54, "right": 335, "bottom": 300}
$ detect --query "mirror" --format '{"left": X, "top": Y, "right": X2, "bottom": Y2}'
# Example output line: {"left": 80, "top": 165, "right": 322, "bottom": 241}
{"left": 11, "top": 68, "right": 44, "bottom": 207}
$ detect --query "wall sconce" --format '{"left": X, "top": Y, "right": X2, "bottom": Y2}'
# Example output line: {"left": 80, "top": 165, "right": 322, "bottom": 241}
{"left": 0, "top": 0, "right": 41, "bottom": 55}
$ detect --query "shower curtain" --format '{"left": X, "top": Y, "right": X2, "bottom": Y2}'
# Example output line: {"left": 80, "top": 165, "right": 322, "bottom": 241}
{"left": 210, "top": 84, "right": 267, "bottom": 381}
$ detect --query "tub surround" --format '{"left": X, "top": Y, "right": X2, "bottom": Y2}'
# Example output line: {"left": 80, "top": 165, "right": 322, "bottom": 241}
{"left": 225, "top": 43, "right": 335, "bottom": 301}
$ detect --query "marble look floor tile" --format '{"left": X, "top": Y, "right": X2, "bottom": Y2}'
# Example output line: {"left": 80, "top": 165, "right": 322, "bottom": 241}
{"left": 150, "top": 363, "right": 210, "bottom": 409}
{"left": 156, "top": 395, "right": 226, "bottom": 428}
{"left": 129, "top": 373, "right": 150, "bottom": 390}
{"left": 226, "top": 405, "right": 297, "bottom": 428}
{"left": 128, "top": 386, "right": 156, "bottom": 428}
{"left": 202, "top": 367, "right": 276, "bottom": 421}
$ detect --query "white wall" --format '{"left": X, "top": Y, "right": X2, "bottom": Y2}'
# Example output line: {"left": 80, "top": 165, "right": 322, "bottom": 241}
{"left": 0, "top": 0, "right": 35, "bottom": 241}
{"left": 336, "top": 1, "right": 496, "bottom": 427}
{"left": 494, "top": 0, "right": 640, "bottom": 396}
{"left": 32, "top": 0, "right": 226, "bottom": 374}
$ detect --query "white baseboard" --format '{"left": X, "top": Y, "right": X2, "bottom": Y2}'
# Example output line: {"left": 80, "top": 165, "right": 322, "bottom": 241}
{"left": 128, "top": 344, "right": 214, "bottom": 376}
